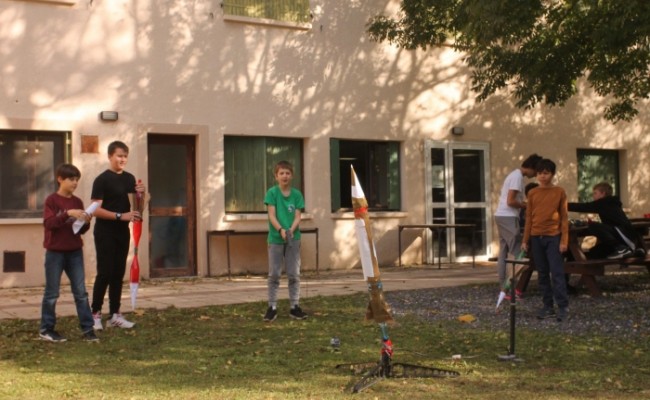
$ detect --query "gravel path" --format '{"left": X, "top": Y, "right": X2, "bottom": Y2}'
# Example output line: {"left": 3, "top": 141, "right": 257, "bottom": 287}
{"left": 386, "top": 266, "right": 650, "bottom": 340}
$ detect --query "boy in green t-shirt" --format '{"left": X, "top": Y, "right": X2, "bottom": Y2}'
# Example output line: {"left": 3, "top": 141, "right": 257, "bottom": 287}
{"left": 263, "top": 160, "right": 307, "bottom": 322}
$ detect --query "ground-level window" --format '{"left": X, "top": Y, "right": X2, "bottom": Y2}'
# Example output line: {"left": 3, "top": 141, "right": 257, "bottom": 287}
{"left": 0, "top": 130, "right": 70, "bottom": 219}
{"left": 576, "top": 149, "right": 620, "bottom": 202}
{"left": 330, "top": 139, "right": 400, "bottom": 212}
{"left": 224, "top": 136, "right": 303, "bottom": 213}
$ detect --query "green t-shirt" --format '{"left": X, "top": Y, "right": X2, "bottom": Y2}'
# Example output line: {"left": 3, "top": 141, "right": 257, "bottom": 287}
{"left": 264, "top": 185, "right": 305, "bottom": 244}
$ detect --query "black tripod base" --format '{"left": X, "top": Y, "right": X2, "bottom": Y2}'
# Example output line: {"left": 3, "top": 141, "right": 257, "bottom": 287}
{"left": 336, "top": 358, "right": 460, "bottom": 393}
{"left": 497, "top": 353, "right": 524, "bottom": 362}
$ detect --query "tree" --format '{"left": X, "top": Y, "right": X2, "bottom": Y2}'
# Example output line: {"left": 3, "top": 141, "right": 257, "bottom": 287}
{"left": 367, "top": 0, "right": 650, "bottom": 122}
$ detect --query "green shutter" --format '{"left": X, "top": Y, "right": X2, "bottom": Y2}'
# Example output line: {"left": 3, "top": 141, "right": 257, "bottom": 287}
{"left": 225, "top": 137, "right": 267, "bottom": 212}
{"left": 222, "top": 0, "right": 311, "bottom": 24}
{"left": 387, "top": 141, "right": 401, "bottom": 210}
{"left": 225, "top": 136, "right": 302, "bottom": 213}
{"left": 330, "top": 138, "right": 341, "bottom": 212}
{"left": 266, "top": 137, "right": 303, "bottom": 194}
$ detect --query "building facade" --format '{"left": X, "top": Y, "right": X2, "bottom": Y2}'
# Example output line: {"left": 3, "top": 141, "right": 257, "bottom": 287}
{"left": 1, "top": 0, "right": 649, "bottom": 288}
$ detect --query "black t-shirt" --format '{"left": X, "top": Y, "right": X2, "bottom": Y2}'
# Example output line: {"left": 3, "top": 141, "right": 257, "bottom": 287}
{"left": 92, "top": 169, "right": 136, "bottom": 233}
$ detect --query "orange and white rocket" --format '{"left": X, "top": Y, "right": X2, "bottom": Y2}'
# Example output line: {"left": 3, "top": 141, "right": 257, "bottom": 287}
{"left": 351, "top": 166, "right": 393, "bottom": 324}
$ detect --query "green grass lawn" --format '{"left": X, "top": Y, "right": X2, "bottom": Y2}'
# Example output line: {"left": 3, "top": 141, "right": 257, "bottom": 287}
{"left": 1, "top": 292, "right": 648, "bottom": 399}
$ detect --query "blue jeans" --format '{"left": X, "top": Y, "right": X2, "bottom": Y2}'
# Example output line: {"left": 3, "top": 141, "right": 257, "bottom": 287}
{"left": 40, "top": 249, "right": 94, "bottom": 333}
{"left": 531, "top": 235, "right": 568, "bottom": 309}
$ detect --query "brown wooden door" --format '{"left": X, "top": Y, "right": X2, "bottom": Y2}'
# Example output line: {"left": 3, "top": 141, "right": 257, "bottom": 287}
{"left": 147, "top": 134, "right": 196, "bottom": 278}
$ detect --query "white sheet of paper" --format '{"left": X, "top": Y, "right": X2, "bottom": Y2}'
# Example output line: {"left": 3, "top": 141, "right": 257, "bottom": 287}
{"left": 73, "top": 201, "right": 99, "bottom": 234}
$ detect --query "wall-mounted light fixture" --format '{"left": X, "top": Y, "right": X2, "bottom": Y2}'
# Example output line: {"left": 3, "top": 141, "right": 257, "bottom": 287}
{"left": 99, "top": 111, "right": 119, "bottom": 121}
{"left": 451, "top": 126, "right": 464, "bottom": 136}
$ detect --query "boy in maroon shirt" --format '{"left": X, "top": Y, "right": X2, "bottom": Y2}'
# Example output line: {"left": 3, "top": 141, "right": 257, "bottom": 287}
{"left": 40, "top": 164, "right": 98, "bottom": 342}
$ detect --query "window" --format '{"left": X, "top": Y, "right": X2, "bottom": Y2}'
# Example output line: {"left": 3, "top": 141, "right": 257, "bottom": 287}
{"left": 224, "top": 136, "right": 303, "bottom": 213}
{"left": 222, "top": 0, "right": 311, "bottom": 28}
{"left": 330, "top": 139, "right": 400, "bottom": 212}
{"left": 576, "top": 149, "right": 620, "bottom": 202}
{"left": 0, "top": 130, "right": 70, "bottom": 219}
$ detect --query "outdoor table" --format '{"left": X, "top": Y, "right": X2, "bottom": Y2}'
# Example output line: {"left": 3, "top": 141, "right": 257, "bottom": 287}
{"left": 398, "top": 224, "right": 476, "bottom": 269}
{"left": 206, "top": 228, "right": 319, "bottom": 277}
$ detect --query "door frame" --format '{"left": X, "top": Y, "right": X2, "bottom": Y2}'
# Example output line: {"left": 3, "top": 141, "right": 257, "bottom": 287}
{"left": 424, "top": 140, "right": 492, "bottom": 263}
{"left": 147, "top": 134, "right": 197, "bottom": 278}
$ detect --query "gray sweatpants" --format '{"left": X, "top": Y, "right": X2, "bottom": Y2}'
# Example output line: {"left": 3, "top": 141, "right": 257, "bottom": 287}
{"left": 495, "top": 216, "right": 522, "bottom": 288}
{"left": 267, "top": 241, "right": 301, "bottom": 308}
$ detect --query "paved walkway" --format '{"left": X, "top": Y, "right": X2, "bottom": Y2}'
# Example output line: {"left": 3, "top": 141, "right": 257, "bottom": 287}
{"left": 0, "top": 263, "right": 496, "bottom": 320}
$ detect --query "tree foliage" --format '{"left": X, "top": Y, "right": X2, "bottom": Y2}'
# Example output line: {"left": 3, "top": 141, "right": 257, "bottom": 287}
{"left": 367, "top": 0, "right": 650, "bottom": 122}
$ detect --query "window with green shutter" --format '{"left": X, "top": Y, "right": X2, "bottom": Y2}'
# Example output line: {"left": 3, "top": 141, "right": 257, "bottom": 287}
{"left": 224, "top": 136, "right": 303, "bottom": 213}
{"left": 330, "top": 139, "right": 401, "bottom": 212}
{"left": 576, "top": 149, "right": 620, "bottom": 202}
{"left": 222, "top": 0, "right": 311, "bottom": 27}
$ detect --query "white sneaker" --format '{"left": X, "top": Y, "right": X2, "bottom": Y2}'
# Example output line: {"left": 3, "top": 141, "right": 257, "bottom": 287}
{"left": 108, "top": 313, "right": 135, "bottom": 329}
{"left": 93, "top": 312, "right": 103, "bottom": 331}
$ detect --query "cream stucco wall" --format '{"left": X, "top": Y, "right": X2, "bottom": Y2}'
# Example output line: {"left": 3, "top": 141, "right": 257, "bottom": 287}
{"left": 1, "top": 0, "right": 649, "bottom": 288}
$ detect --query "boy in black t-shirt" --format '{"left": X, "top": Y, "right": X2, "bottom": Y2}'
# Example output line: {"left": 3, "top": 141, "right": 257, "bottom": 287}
{"left": 90, "top": 141, "right": 145, "bottom": 330}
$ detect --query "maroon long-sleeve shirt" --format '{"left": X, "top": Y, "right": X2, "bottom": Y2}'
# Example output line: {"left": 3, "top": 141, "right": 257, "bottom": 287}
{"left": 43, "top": 193, "right": 90, "bottom": 252}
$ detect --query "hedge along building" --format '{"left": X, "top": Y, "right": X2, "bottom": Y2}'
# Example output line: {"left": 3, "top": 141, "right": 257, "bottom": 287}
{"left": 1, "top": 0, "right": 649, "bottom": 289}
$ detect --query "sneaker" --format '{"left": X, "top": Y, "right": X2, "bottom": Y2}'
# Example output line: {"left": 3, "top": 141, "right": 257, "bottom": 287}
{"left": 39, "top": 329, "right": 67, "bottom": 343}
{"left": 83, "top": 330, "right": 100, "bottom": 342}
{"left": 607, "top": 246, "right": 633, "bottom": 259}
{"left": 289, "top": 305, "right": 308, "bottom": 320}
{"left": 556, "top": 307, "right": 569, "bottom": 322}
{"left": 263, "top": 307, "right": 277, "bottom": 322}
{"left": 536, "top": 307, "right": 556, "bottom": 320}
{"left": 108, "top": 313, "right": 135, "bottom": 329}
{"left": 93, "top": 312, "right": 103, "bottom": 331}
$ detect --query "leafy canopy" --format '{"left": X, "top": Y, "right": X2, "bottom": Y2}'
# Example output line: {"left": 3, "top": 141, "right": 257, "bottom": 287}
{"left": 367, "top": 0, "right": 650, "bottom": 122}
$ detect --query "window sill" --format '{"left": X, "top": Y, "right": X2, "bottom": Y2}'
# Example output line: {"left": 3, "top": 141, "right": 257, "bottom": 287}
{"left": 223, "top": 14, "right": 312, "bottom": 31}
{"left": 12, "top": 0, "right": 76, "bottom": 5}
{"left": 0, "top": 218, "right": 42, "bottom": 225}
{"left": 331, "top": 211, "right": 408, "bottom": 220}
{"left": 223, "top": 213, "right": 313, "bottom": 222}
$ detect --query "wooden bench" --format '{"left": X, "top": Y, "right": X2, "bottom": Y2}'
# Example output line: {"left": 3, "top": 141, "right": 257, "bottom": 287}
{"left": 566, "top": 255, "right": 650, "bottom": 296}
{"left": 514, "top": 255, "right": 650, "bottom": 297}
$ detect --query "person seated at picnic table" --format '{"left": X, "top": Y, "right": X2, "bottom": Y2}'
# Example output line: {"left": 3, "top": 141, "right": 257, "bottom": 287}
{"left": 568, "top": 182, "right": 644, "bottom": 260}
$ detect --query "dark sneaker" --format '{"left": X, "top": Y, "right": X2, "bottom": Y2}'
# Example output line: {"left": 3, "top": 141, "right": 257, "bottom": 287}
{"left": 556, "top": 307, "right": 569, "bottom": 322}
{"left": 289, "top": 305, "right": 308, "bottom": 320}
{"left": 536, "top": 307, "right": 556, "bottom": 320}
{"left": 607, "top": 246, "right": 633, "bottom": 259}
{"left": 39, "top": 330, "right": 67, "bottom": 343}
{"left": 83, "top": 330, "right": 100, "bottom": 342}
{"left": 263, "top": 307, "right": 277, "bottom": 322}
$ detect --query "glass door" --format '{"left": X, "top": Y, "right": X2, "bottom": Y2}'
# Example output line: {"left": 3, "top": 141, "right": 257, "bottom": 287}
{"left": 147, "top": 134, "right": 197, "bottom": 278}
{"left": 425, "top": 141, "right": 491, "bottom": 263}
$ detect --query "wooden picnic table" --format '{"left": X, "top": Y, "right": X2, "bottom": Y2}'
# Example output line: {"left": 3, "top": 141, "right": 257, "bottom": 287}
{"left": 514, "top": 218, "right": 650, "bottom": 296}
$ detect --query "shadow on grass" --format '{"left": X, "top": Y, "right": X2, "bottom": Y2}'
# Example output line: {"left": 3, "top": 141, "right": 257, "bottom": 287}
{"left": 1, "top": 278, "right": 649, "bottom": 399}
